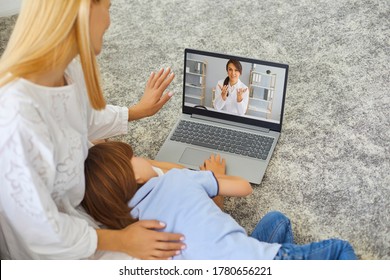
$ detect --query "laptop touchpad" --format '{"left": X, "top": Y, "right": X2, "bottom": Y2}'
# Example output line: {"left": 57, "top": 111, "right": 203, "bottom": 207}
{"left": 179, "top": 148, "right": 211, "bottom": 167}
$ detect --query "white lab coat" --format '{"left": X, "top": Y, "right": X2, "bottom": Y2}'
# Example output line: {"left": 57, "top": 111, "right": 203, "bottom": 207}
{"left": 213, "top": 79, "right": 249, "bottom": 116}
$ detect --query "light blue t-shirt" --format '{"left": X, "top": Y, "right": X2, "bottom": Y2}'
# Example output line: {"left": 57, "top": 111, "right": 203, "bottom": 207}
{"left": 129, "top": 169, "right": 281, "bottom": 260}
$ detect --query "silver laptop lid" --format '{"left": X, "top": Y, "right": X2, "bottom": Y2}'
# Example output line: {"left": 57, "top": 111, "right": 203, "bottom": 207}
{"left": 183, "top": 48, "right": 289, "bottom": 133}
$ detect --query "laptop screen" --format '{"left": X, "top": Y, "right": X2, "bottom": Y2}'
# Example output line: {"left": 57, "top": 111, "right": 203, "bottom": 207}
{"left": 183, "top": 49, "right": 288, "bottom": 132}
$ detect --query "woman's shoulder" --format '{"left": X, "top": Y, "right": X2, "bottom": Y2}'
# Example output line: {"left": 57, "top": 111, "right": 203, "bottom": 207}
{"left": 0, "top": 83, "right": 49, "bottom": 150}
{"left": 0, "top": 78, "right": 36, "bottom": 105}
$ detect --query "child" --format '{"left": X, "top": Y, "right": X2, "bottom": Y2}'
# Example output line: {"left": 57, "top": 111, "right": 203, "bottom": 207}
{"left": 82, "top": 141, "right": 357, "bottom": 260}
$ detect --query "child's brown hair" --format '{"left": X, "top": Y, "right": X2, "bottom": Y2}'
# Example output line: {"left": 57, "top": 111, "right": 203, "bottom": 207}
{"left": 82, "top": 141, "right": 139, "bottom": 229}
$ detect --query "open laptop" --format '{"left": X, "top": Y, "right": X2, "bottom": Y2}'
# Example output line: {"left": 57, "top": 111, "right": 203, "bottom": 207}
{"left": 155, "top": 49, "right": 288, "bottom": 184}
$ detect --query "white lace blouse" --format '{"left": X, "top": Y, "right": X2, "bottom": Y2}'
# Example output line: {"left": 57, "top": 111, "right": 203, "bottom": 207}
{"left": 0, "top": 59, "right": 128, "bottom": 259}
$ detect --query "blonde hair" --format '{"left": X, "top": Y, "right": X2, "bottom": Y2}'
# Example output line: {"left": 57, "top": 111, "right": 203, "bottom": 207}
{"left": 0, "top": 0, "right": 106, "bottom": 110}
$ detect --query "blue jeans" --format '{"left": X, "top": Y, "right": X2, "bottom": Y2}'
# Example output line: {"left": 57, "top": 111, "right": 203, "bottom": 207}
{"left": 250, "top": 211, "right": 357, "bottom": 260}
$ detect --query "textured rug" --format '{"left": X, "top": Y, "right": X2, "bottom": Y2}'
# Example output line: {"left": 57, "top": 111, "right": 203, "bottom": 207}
{"left": 1, "top": 0, "right": 389, "bottom": 260}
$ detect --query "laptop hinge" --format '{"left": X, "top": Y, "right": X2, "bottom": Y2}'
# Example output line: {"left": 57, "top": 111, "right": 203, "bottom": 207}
{"left": 191, "top": 114, "right": 270, "bottom": 133}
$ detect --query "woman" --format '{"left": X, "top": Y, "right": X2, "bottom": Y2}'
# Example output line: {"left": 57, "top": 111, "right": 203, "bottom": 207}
{"left": 213, "top": 59, "right": 249, "bottom": 116}
{"left": 0, "top": 0, "right": 184, "bottom": 260}
{"left": 83, "top": 141, "right": 357, "bottom": 260}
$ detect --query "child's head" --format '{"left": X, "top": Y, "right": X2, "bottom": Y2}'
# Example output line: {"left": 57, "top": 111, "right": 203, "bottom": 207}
{"left": 82, "top": 141, "right": 139, "bottom": 229}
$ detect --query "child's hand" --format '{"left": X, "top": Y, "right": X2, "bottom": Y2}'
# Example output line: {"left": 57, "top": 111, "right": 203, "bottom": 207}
{"left": 200, "top": 154, "right": 226, "bottom": 175}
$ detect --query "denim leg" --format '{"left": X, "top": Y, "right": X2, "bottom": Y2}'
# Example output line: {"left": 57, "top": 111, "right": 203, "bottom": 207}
{"left": 250, "top": 211, "right": 294, "bottom": 244}
{"left": 274, "top": 239, "right": 357, "bottom": 260}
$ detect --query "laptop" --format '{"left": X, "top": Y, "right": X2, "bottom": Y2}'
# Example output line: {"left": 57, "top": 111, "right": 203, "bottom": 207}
{"left": 155, "top": 48, "right": 289, "bottom": 184}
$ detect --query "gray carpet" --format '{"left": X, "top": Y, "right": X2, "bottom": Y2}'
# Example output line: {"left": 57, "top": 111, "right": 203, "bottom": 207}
{"left": 1, "top": 0, "right": 389, "bottom": 260}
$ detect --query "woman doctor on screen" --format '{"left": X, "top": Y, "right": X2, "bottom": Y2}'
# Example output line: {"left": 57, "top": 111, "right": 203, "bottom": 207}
{"left": 213, "top": 59, "right": 249, "bottom": 116}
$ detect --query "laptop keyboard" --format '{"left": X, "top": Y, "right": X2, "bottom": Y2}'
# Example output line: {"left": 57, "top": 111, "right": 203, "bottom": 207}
{"left": 170, "top": 120, "right": 274, "bottom": 160}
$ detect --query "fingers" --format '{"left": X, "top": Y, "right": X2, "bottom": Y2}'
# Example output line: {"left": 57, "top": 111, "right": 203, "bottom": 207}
{"left": 137, "top": 219, "right": 168, "bottom": 230}
{"left": 210, "top": 154, "right": 222, "bottom": 163}
{"left": 201, "top": 157, "right": 210, "bottom": 170}
{"left": 148, "top": 67, "right": 174, "bottom": 91}
{"left": 152, "top": 68, "right": 165, "bottom": 87}
{"left": 219, "top": 85, "right": 228, "bottom": 95}
{"left": 138, "top": 220, "right": 185, "bottom": 241}
{"left": 147, "top": 242, "right": 184, "bottom": 260}
{"left": 150, "top": 232, "right": 186, "bottom": 260}
{"left": 158, "top": 71, "right": 175, "bottom": 91}
{"left": 146, "top": 71, "right": 155, "bottom": 87}
{"left": 140, "top": 67, "right": 174, "bottom": 117}
{"left": 156, "top": 232, "right": 185, "bottom": 242}
{"left": 203, "top": 154, "right": 225, "bottom": 164}
{"left": 237, "top": 88, "right": 247, "bottom": 94}
{"left": 199, "top": 154, "right": 226, "bottom": 175}
{"left": 156, "top": 90, "right": 174, "bottom": 108}
{"left": 155, "top": 240, "right": 185, "bottom": 251}
{"left": 122, "top": 220, "right": 186, "bottom": 260}
{"left": 152, "top": 67, "right": 173, "bottom": 88}
{"left": 148, "top": 250, "right": 179, "bottom": 260}
{"left": 147, "top": 68, "right": 163, "bottom": 88}
{"left": 204, "top": 154, "right": 214, "bottom": 166}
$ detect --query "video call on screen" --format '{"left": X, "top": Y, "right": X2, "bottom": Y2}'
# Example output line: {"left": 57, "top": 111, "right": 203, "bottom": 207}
{"left": 184, "top": 52, "right": 287, "bottom": 125}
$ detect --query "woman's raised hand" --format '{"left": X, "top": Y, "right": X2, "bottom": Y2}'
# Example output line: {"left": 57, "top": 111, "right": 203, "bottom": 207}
{"left": 128, "top": 68, "right": 175, "bottom": 121}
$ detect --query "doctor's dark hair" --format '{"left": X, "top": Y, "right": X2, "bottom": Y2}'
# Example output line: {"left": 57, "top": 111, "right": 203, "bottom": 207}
{"left": 223, "top": 59, "right": 243, "bottom": 86}
{"left": 82, "top": 141, "right": 140, "bottom": 230}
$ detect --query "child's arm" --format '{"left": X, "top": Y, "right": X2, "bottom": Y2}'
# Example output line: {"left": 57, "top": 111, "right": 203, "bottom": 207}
{"left": 200, "top": 154, "right": 252, "bottom": 197}
{"left": 214, "top": 173, "right": 253, "bottom": 197}
{"left": 150, "top": 155, "right": 252, "bottom": 197}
